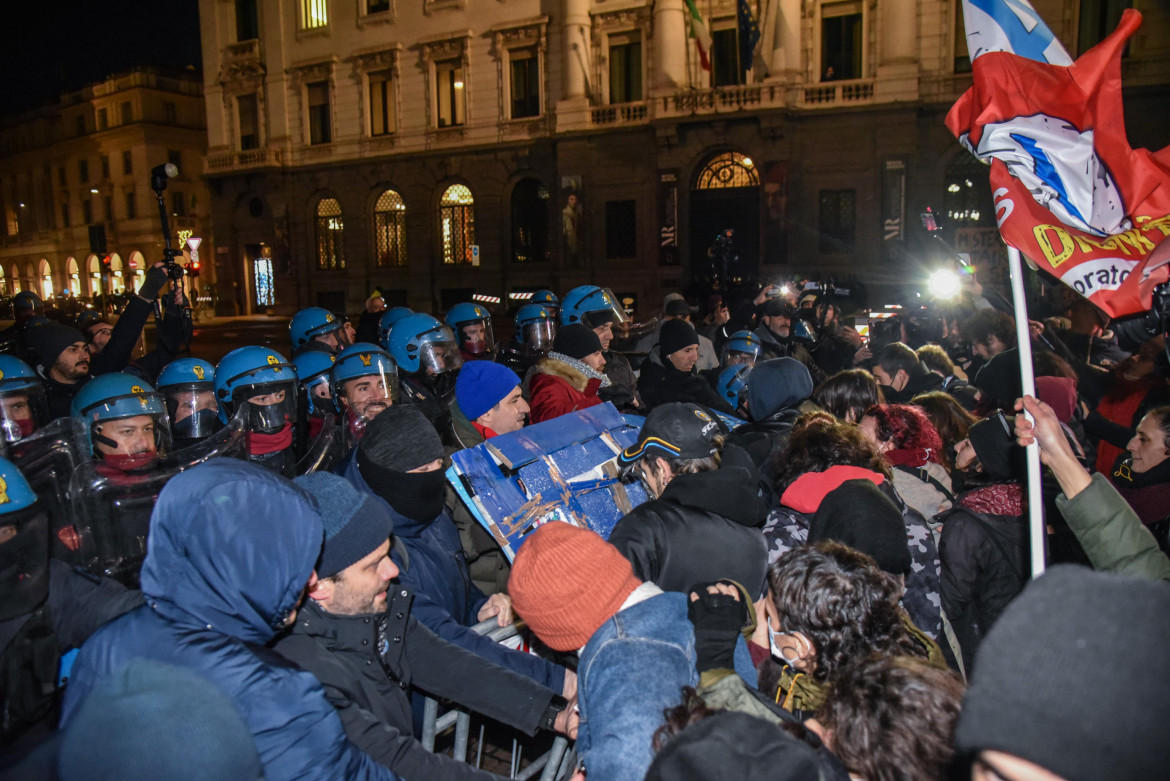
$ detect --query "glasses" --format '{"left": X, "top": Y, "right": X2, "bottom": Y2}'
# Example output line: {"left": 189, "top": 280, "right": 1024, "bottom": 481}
{"left": 91, "top": 328, "right": 113, "bottom": 339}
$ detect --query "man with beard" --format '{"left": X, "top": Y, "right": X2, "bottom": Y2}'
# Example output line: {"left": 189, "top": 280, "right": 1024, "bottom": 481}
{"left": 28, "top": 322, "right": 92, "bottom": 419}
{"left": 274, "top": 472, "right": 575, "bottom": 781}
{"left": 753, "top": 298, "right": 823, "bottom": 383}
{"left": 331, "top": 343, "right": 398, "bottom": 449}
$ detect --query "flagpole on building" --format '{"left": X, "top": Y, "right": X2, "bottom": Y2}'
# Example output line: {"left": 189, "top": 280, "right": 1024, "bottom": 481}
{"left": 1006, "top": 245, "right": 1047, "bottom": 579}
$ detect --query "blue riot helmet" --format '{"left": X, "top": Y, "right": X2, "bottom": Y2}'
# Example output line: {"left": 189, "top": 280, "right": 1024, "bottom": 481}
{"left": 388, "top": 313, "right": 464, "bottom": 377}
{"left": 0, "top": 355, "right": 50, "bottom": 443}
{"left": 214, "top": 346, "right": 299, "bottom": 434}
{"left": 290, "top": 307, "right": 350, "bottom": 354}
{"left": 720, "top": 330, "right": 762, "bottom": 368}
{"left": 529, "top": 290, "right": 560, "bottom": 318}
{"left": 0, "top": 457, "right": 50, "bottom": 620}
{"left": 156, "top": 358, "right": 222, "bottom": 443}
{"left": 792, "top": 317, "right": 817, "bottom": 346}
{"left": 331, "top": 343, "right": 398, "bottom": 422}
{"left": 293, "top": 350, "right": 337, "bottom": 416}
{"left": 444, "top": 302, "right": 496, "bottom": 358}
{"left": 71, "top": 373, "right": 171, "bottom": 471}
{"left": 716, "top": 364, "right": 752, "bottom": 415}
{"left": 560, "top": 285, "right": 629, "bottom": 329}
{"left": 514, "top": 303, "right": 557, "bottom": 353}
{"left": 377, "top": 307, "right": 415, "bottom": 349}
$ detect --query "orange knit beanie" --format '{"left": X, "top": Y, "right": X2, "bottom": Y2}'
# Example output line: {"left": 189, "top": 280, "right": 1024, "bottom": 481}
{"left": 509, "top": 522, "right": 642, "bottom": 652}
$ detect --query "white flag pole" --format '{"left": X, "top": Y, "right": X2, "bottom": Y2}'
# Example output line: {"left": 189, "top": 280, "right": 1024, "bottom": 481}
{"left": 1006, "top": 245, "right": 1046, "bottom": 578}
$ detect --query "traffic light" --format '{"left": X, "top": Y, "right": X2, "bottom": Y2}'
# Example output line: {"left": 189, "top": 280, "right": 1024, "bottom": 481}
{"left": 101, "top": 254, "right": 112, "bottom": 272}
{"left": 188, "top": 258, "right": 201, "bottom": 278}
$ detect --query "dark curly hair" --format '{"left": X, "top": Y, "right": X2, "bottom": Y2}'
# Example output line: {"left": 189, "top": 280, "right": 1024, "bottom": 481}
{"left": 910, "top": 391, "right": 979, "bottom": 472}
{"left": 816, "top": 654, "right": 965, "bottom": 781}
{"left": 774, "top": 412, "right": 891, "bottom": 493}
{"left": 862, "top": 403, "right": 945, "bottom": 465}
{"left": 768, "top": 542, "right": 927, "bottom": 684}
{"left": 963, "top": 309, "right": 1016, "bottom": 350}
{"left": 812, "top": 369, "right": 884, "bottom": 423}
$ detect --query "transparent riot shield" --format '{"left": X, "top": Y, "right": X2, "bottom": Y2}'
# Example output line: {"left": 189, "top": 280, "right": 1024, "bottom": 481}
{"left": 297, "top": 413, "right": 342, "bottom": 475}
{"left": 165, "top": 402, "right": 249, "bottom": 471}
{"left": 7, "top": 417, "right": 89, "bottom": 568}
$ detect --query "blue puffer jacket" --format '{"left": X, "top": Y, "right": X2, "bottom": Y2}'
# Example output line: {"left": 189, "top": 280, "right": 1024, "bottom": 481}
{"left": 60, "top": 460, "right": 400, "bottom": 781}
{"left": 341, "top": 450, "right": 565, "bottom": 694}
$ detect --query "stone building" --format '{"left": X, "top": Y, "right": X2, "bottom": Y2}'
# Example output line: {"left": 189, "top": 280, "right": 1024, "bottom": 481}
{"left": 198, "top": 0, "right": 1170, "bottom": 317}
{"left": 0, "top": 68, "right": 213, "bottom": 307}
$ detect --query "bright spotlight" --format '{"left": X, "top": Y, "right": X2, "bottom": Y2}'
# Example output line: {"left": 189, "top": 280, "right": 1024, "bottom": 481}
{"left": 928, "top": 270, "right": 961, "bottom": 299}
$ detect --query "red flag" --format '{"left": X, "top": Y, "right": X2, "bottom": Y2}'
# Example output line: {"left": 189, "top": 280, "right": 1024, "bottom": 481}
{"left": 947, "top": 9, "right": 1170, "bottom": 318}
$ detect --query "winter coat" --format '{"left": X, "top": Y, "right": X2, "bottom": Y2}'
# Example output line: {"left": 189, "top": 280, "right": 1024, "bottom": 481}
{"left": 446, "top": 401, "right": 511, "bottom": 595}
{"left": 752, "top": 325, "right": 825, "bottom": 384}
{"left": 880, "top": 368, "right": 944, "bottom": 404}
{"left": 274, "top": 593, "right": 554, "bottom": 781}
{"left": 1054, "top": 472, "right": 1170, "bottom": 580}
{"left": 341, "top": 450, "right": 565, "bottom": 693}
{"left": 608, "top": 453, "right": 769, "bottom": 597}
{"left": 0, "top": 561, "right": 141, "bottom": 757}
{"left": 937, "top": 483, "right": 1028, "bottom": 671}
{"left": 576, "top": 589, "right": 756, "bottom": 781}
{"left": 600, "top": 350, "right": 642, "bottom": 412}
{"left": 636, "top": 348, "right": 736, "bottom": 415}
{"left": 890, "top": 462, "right": 954, "bottom": 521}
{"left": 59, "top": 460, "right": 400, "bottom": 781}
{"left": 529, "top": 356, "right": 604, "bottom": 423}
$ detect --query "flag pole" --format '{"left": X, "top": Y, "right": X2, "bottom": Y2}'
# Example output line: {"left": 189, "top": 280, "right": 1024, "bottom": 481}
{"left": 1006, "top": 245, "right": 1046, "bottom": 578}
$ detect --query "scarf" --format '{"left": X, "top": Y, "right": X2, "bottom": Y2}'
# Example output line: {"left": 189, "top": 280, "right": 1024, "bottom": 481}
{"left": 959, "top": 483, "right": 1023, "bottom": 516}
{"left": 1094, "top": 376, "right": 1160, "bottom": 474}
{"left": 547, "top": 352, "right": 612, "bottom": 388}
{"left": 885, "top": 447, "right": 933, "bottom": 469}
{"left": 1109, "top": 452, "right": 1170, "bottom": 524}
{"left": 247, "top": 422, "right": 294, "bottom": 455}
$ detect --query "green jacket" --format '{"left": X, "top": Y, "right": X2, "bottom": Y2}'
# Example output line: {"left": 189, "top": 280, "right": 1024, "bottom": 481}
{"left": 1054, "top": 473, "right": 1170, "bottom": 581}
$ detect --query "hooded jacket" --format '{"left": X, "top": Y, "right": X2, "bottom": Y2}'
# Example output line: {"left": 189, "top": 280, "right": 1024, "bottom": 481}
{"left": 636, "top": 348, "right": 736, "bottom": 415}
{"left": 608, "top": 448, "right": 769, "bottom": 597}
{"left": 274, "top": 592, "right": 554, "bottom": 781}
{"left": 58, "top": 459, "right": 399, "bottom": 781}
{"left": 528, "top": 355, "right": 605, "bottom": 423}
{"left": 340, "top": 449, "right": 565, "bottom": 693}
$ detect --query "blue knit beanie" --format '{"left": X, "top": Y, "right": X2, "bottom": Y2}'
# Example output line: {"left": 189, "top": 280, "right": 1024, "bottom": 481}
{"left": 455, "top": 361, "right": 521, "bottom": 421}
{"left": 58, "top": 658, "right": 263, "bottom": 781}
{"left": 295, "top": 471, "right": 393, "bottom": 577}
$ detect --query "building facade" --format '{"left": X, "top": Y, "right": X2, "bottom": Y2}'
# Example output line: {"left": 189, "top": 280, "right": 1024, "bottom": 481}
{"left": 0, "top": 68, "right": 212, "bottom": 308}
{"left": 199, "top": 0, "right": 1170, "bottom": 318}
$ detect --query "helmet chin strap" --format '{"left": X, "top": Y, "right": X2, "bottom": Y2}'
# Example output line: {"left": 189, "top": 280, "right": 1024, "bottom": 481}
{"left": 93, "top": 426, "right": 120, "bottom": 452}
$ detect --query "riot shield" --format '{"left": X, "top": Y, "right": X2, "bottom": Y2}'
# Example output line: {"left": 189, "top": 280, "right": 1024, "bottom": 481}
{"left": 165, "top": 402, "right": 249, "bottom": 470}
{"left": 7, "top": 417, "right": 89, "bottom": 567}
{"left": 297, "top": 413, "right": 342, "bottom": 475}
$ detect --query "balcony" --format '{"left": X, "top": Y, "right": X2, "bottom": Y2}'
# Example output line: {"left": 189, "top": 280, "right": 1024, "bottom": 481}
{"left": 590, "top": 101, "right": 648, "bottom": 126}
{"left": 224, "top": 39, "right": 261, "bottom": 62}
{"left": 801, "top": 78, "right": 876, "bottom": 107}
{"left": 657, "top": 83, "right": 786, "bottom": 119}
{"left": 206, "top": 148, "right": 283, "bottom": 173}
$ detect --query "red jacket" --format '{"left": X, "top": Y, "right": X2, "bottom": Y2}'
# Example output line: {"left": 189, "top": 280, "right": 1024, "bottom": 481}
{"left": 528, "top": 357, "right": 604, "bottom": 423}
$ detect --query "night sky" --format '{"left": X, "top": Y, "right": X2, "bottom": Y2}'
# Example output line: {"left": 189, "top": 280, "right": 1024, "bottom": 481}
{"left": 1, "top": 0, "right": 201, "bottom": 117}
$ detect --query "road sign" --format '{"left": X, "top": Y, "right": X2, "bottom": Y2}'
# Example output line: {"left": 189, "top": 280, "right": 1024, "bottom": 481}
{"left": 471, "top": 245, "right": 480, "bottom": 267}
{"left": 187, "top": 237, "right": 202, "bottom": 252}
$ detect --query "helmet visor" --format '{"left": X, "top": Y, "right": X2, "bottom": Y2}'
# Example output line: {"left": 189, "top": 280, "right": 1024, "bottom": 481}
{"left": 457, "top": 321, "right": 495, "bottom": 356}
{"left": 721, "top": 349, "right": 757, "bottom": 368}
{"left": 0, "top": 385, "right": 50, "bottom": 443}
{"left": 580, "top": 288, "right": 630, "bottom": 328}
{"left": 165, "top": 386, "right": 223, "bottom": 440}
{"left": 522, "top": 321, "right": 557, "bottom": 353}
{"left": 338, "top": 367, "right": 399, "bottom": 419}
{"left": 232, "top": 379, "right": 298, "bottom": 433}
{"left": 420, "top": 339, "right": 464, "bottom": 376}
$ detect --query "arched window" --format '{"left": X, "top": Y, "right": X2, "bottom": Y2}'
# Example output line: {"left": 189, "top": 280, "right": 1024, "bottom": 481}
{"left": 67, "top": 257, "right": 79, "bottom": 296}
{"left": 109, "top": 254, "right": 125, "bottom": 295}
{"left": 439, "top": 184, "right": 476, "bottom": 265}
{"left": 511, "top": 179, "right": 549, "bottom": 263}
{"left": 9, "top": 265, "right": 20, "bottom": 294}
{"left": 128, "top": 251, "right": 146, "bottom": 291}
{"left": 39, "top": 258, "right": 54, "bottom": 299}
{"left": 694, "top": 151, "right": 760, "bottom": 190}
{"left": 373, "top": 190, "right": 407, "bottom": 268}
{"left": 316, "top": 197, "right": 346, "bottom": 270}
{"left": 0, "top": 265, "right": 7, "bottom": 297}
{"left": 943, "top": 154, "right": 995, "bottom": 229}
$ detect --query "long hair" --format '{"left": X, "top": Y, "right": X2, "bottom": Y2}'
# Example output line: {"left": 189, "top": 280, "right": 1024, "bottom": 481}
{"left": 775, "top": 412, "right": 890, "bottom": 493}
{"left": 863, "top": 403, "right": 945, "bottom": 466}
{"left": 910, "top": 391, "right": 979, "bottom": 472}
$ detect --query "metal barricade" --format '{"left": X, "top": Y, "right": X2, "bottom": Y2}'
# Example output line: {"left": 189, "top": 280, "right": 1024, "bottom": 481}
{"left": 422, "top": 618, "right": 575, "bottom": 780}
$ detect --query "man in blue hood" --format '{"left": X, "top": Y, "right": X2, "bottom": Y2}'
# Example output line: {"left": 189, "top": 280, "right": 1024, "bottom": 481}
{"left": 59, "top": 459, "right": 402, "bottom": 781}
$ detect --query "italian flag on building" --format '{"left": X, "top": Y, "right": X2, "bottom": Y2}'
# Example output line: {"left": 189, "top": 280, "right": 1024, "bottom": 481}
{"left": 685, "top": 0, "right": 713, "bottom": 73}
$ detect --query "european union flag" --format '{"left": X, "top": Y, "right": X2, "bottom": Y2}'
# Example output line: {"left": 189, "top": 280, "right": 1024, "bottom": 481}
{"left": 737, "top": 0, "right": 761, "bottom": 79}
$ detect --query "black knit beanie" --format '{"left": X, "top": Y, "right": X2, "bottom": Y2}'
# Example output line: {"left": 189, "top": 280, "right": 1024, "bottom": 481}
{"left": 27, "top": 322, "right": 85, "bottom": 368}
{"left": 808, "top": 479, "right": 912, "bottom": 576}
{"left": 955, "top": 565, "right": 1170, "bottom": 781}
{"left": 358, "top": 405, "right": 444, "bottom": 473}
{"left": 659, "top": 318, "right": 699, "bottom": 357}
{"left": 553, "top": 323, "right": 602, "bottom": 360}
{"left": 967, "top": 413, "right": 1020, "bottom": 480}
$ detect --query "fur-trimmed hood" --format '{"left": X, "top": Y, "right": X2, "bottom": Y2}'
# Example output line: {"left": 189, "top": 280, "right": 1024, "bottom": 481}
{"left": 534, "top": 354, "right": 605, "bottom": 393}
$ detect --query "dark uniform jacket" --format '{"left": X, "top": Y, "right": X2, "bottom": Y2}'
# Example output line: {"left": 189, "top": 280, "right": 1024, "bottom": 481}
{"left": 636, "top": 349, "right": 736, "bottom": 415}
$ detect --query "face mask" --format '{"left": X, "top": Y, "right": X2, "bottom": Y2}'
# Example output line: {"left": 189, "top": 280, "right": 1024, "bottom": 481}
{"left": 173, "top": 408, "right": 221, "bottom": 440}
{"left": 769, "top": 624, "right": 802, "bottom": 669}
{"left": 1, "top": 416, "right": 37, "bottom": 443}
{"left": 100, "top": 451, "right": 160, "bottom": 473}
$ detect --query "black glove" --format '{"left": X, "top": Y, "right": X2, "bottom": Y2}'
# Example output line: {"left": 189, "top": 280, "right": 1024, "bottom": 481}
{"left": 137, "top": 265, "right": 170, "bottom": 301}
{"left": 687, "top": 583, "right": 749, "bottom": 673}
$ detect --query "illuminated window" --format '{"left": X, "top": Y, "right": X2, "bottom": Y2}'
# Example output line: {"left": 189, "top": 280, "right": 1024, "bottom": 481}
{"left": 509, "top": 49, "right": 540, "bottom": 119}
{"left": 316, "top": 198, "right": 346, "bottom": 270}
{"left": 307, "top": 81, "right": 332, "bottom": 144}
{"left": 300, "top": 0, "right": 328, "bottom": 30}
{"left": 369, "top": 71, "right": 395, "bottom": 136}
{"left": 943, "top": 154, "right": 994, "bottom": 229}
{"left": 608, "top": 32, "right": 642, "bottom": 103}
{"left": 435, "top": 59, "right": 465, "bottom": 128}
{"left": 694, "top": 152, "right": 759, "bottom": 190}
{"left": 439, "top": 185, "right": 475, "bottom": 265}
{"left": 238, "top": 94, "right": 260, "bottom": 150}
{"left": 373, "top": 190, "right": 406, "bottom": 268}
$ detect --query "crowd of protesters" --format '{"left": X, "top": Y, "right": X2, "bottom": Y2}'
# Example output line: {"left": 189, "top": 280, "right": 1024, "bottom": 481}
{"left": 0, "top": 271, "right": 1166, "bottom": 781}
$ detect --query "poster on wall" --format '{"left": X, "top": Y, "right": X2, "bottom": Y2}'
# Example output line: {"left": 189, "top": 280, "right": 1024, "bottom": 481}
{"left": 560, "top": 175, "right": 582, "bottom": 262}
{"left": 882, "top": 158, "right": 907, "bottom": 260}
{"left": 659, "top": 171, "right": 679, "bottom": 266}
{"left": 763, "top": 162, "right": 788, "bottom": 265}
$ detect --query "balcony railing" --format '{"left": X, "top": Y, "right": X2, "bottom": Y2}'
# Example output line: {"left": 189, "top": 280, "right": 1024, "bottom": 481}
{"left": 206, "top": 148, "right": 282, "bottom": 172}
{"left": 224, "top": 39, "right": 261, "bottom": 61}
{"left": 591, "top": 102, "right": 648, "bottom": 126}
{"left": 801, "top": 78, "right": 876, "bottom": 107}
{"left": 657, "top": 83, "right": 786, "bottom": 118}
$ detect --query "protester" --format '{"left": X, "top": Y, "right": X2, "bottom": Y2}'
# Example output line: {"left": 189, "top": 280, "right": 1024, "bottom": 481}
{"left": 529, "top": 323, "right": 608, "bottom": 423}
{"left": 638, "top": 319, "right": 736, "bottom": 414}
{"left": 809, "top": 367, "right": 883, "bottom": 424}
{"left": 451, "top": 360, "right": 526, "bottom": 446}
{"left": 870, "top": 342, "right": 944, "bottom": 404}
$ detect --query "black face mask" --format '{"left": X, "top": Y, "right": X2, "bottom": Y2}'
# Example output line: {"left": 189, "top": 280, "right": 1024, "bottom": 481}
{"left": 361, "top": 457, "right": 447, "bottom": 522}
{"left": 0, "top": 506, "right": 50, "bottom": 621}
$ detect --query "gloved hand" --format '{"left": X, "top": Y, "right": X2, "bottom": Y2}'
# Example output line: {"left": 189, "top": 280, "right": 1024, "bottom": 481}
{"left": 137, "top": 264, "right": 171, "bottom": 301}
{"left": 687, "top": 581, "right": 751, "bottom": 673}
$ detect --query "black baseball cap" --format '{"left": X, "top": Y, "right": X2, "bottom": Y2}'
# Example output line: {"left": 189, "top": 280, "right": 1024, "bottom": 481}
{"left": 618, "top": 402, "right": 721, "bottom": 464}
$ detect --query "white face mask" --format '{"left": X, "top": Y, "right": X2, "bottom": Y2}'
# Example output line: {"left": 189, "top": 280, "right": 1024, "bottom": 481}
{"left": 769, "top": 625, "right": 802, "bottom": 669}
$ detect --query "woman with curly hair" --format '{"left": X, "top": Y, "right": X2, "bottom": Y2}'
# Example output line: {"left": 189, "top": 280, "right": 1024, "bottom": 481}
{"left": 810, "top": 368, "right": 884, "bottom": 424}
{"left": 911, "top": 390, "right": 980, "bottom": 472}
{"left": 752, "top": 542, "right": 936, "bottom": 719}
{"left": 764, "top": 412, "right": 943, "bottom": 642}
{"left": 859, "top": 403, "right": 954, "bottom": 520}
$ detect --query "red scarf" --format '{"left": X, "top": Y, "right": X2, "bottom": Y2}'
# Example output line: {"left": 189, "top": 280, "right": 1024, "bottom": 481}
{"left": 1094, "top": 377, "right": 1159, "bottom": 474}
{"left": 959, "top": 483, "right": 1023, "bottom": 516}
{"left": 247, "top": 422, "right": 294, "bottom": 455}
{"left": 472, "top": 421, "right": 498, "bottom": 440}
{"left": 884, "top": 447, "right": 932, "bottom": 469}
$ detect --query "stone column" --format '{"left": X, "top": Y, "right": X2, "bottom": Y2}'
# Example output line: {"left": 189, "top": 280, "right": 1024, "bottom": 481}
{"left": 653, "top": 0, "right": 688, "bottom": 90}
{"left": 563, "top": 0, "right": 591, "bottom": 100}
